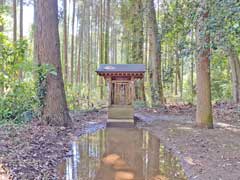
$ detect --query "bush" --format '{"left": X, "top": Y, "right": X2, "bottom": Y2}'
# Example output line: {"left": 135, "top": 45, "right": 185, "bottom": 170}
{"left": 0, "top": 81, "right": 38, "bottom": 124}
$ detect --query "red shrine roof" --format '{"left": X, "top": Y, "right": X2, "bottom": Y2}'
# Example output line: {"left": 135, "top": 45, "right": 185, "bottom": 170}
{"left": 96, "top": 64, "right": 145, "bottom": 73}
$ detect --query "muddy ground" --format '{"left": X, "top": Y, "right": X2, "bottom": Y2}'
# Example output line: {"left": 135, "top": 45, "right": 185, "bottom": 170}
{"left": 0, "top": 103, "right": 240, "bottom": 180}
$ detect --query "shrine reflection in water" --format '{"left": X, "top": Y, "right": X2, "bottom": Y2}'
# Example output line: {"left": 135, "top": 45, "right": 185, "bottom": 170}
{"left": 58, "top": 128, "right": 187, "bottom": 180}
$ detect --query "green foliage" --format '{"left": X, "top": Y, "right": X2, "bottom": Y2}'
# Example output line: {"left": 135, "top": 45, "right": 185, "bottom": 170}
{"left": 0, "top": 2, "right": 8, "bottom": 28}
{"left": 0, "top": 33, "right": 28, "bottom": 85}
{"left": 134, "top": 100, "right": 147, "bottom": 108}
{"left": 0, "top": 33, "right": 37, "bottom": 124}
{"left": 36, "top": 63, "right": 57, "bottom": 112}
{"left": 0, "top": 81, "right": 38, "bottom": 124}
{"left": 211, "top": 52, "right": 232, "bottom": 102}
{"left": 0, "top": 33, "right": 58, "bottom": 124}
{"left": 65, "top": 83, "right": 107, "bottom": 111}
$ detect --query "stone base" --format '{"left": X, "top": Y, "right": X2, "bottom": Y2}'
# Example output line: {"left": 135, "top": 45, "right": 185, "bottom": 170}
{"left": 108, "top": 105, "right": 134, "bottom": 120}
{"left": 107, "top": 119, "right": 134, "bottom": 123}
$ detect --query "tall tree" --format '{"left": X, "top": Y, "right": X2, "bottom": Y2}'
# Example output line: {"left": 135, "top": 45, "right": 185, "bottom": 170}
{"left": 190, "top": 29, "right": 195, "bottom": 102}
{"left": 131, "top": 0, "right": 146, "bottom": 102}
{"left": 19, "top": 0, "right": 23, "bottom": 40}
{"left": 13, "top": 0, "right": 17, "bottom": 42}
{"left": 70, "top": 0, "right": 76, "bottom": 84}
{"left": 36, "top": 0, "right": 71, "bottom": 126}
{"left": 104, "top": 0, "right": 110, "bottom": 64}
{"left": 227, "top": 47, "right": 240, "bottom": 103}
{"left": 19, "top": 0, "right": 23, "bottom": 79}
{"left": 148, "top": 0, "right": 164, "bottom": 106}
{"left": 196, "top": 0, "right": 213, "bottom": 128}
{"left": 76, "top": 3, "right": 84, "bottom": 84}
{"left": 63, "top": 0, "right": 68, "bottom": 81}
{"left": 33, "top": 0, "right": 38, "bottom": 64}
{"left": 99, "top": 0, "right": 104, "bottom": 99}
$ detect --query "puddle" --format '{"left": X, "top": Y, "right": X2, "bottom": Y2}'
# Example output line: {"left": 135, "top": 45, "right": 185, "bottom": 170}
{"left": 59, "top": 128, "right": 187, "bottom": 180}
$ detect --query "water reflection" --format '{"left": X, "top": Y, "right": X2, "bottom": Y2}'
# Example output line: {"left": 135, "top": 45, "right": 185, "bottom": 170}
{"left": 59, "top": 128, "right": 186, "bottom": 180}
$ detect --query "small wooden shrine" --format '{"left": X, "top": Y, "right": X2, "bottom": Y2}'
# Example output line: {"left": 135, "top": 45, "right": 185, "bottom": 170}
{"left": 96, "top": 64, "right": 145, "bottom": 122}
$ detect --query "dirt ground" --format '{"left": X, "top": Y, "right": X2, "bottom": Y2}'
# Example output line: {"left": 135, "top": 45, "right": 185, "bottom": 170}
{"left": 136, "top": 103, "right": 240, "bottom": 180}
{"left": 0, "top": 110, "right": 107, "bottom": 180}
{"left": 0, "top": 103, "right": 240, "bottom": 180}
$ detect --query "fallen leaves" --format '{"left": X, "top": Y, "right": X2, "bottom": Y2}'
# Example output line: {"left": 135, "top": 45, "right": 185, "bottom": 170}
{"left": 0, "top": 110, "right": 106, "bottom": 179}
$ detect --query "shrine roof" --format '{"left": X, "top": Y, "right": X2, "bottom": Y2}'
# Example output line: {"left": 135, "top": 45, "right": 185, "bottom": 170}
{"left": 96, "top": 64, "right": 145, "bottom": 73}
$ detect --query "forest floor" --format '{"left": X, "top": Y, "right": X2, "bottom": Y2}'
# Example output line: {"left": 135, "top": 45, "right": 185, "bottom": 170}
{"left": 136, "top": 103, "right": 240, "bottom": 180}
{"left": 0, "top": 110, "right": 107, "bottom": 179}
{"left": 0, "top": 103, "right": 240, "bottom": 180}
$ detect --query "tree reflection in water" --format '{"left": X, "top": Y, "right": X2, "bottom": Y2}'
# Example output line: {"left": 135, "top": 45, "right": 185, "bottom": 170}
{"left": 58, "top": 128, "right": 186, "bottom": 180}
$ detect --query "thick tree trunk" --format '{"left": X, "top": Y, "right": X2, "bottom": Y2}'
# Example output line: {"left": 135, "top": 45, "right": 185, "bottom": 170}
{"left": 36, "top": 0, "right": 71, "bottom": 126}
{"left": 63, "top": 0, "right": 68, "bottom": 81}
{"left": 227, "top": 48, "right": 240, "bottom": 103}
{"left": 148, "top": 0, "right": 164, "bottom": 106}
{"left": 196, "top": 0, "right": 213, "bottom": 128}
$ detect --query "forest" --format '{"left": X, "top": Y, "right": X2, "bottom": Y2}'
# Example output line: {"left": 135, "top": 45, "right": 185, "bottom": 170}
{"left": 0, "top": 0, "right": 240, "bottom": 179}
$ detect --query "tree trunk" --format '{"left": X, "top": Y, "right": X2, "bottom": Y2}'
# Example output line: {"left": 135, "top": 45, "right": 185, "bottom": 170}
{"left": 196, "top": 0, "right": 213, "bottom": 128}
{"left": 99, "top": 0, "right": 104, "bottom": 99}
{"left": 36, "top": 0, "right": 71, "bottom": 126}
{"left": 227, "top": 47, "right": 240, "bottom": 103}
{"left": 33, "top": 0, "right": 38, "bottom": 64}
{"left": 104, "top": 0, "right": 110, "bottom": 64}
{"left": 180, "top": 52, "right": 183, "bottom": 99}
{"left": 70, "top": 0, "right": 76, "bottom": 84}
{"left": 76, "top": 5, "right": 84, "bottom": 85}
{"left": 147, "top": 0, "right": 164, "bottom": 106}
{"left": 191, "top": 30, "right": 195, "bottom": 102}
{"left": 87, "top": 3, "right": 91, "bottom": 108}
{"left": 19, "top": 0, "right": 23, "bottom": 39}
{"left": 132, "top": 0, "right": 145, "bottom": 102}
{"left": 13, "top": 0, "right": 17, "bottom": 42}
{"left": 63, "top": 0, "right": 68, "bottom": 81}
{"left": 19, "top": 0, "right": 23, "bottom": 79}
{"left": 175, "top": 48, "right": 181, "bottom": 96}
